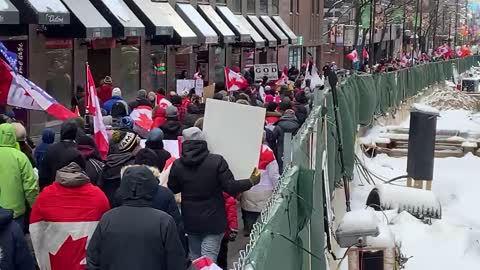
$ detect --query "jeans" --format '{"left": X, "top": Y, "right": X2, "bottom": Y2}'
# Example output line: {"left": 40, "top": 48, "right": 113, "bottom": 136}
{"left": 188, "top": 233, "right": 224, "bottom": 263}
{"left": 217, "top": 237, "right": 229, "bottom": 270}
{"left": 14, "top": 215, "right": 26, "bottom": 233}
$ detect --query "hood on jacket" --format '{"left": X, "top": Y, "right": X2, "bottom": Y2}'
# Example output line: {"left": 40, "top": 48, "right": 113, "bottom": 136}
{"left": 60, "top": 120, "right": 78, "bottom": 141}
{"left": 276, "top": 111, "right": 300, "bottom": 132}
{"left": 42, "top": 128, "right": 55, "bottom": 144}
{"left": 77, "top": 135, "right": 101, "bottom": 159}
{"left": 0, "top": 208, "right": 13, "bottom": 229}
{"left": 135, "top": 148, "right": 160, "bottom": 168}
{"left": 118, "top": 166, "right": 158, "bottom": 207}
{"left": 145, "top": 128, "right": 164, "bottom": 149}
{"left": 0, "top": 123, "right": 17, "bottom": 148}
{"left": 160, "top": 120, "right": 182, "bottom": 134}
{"left": 55, "top": 162, "right": 90, "bottom": 187}
{"left": 180, "top": 140, "right": 209, "bottom": 166}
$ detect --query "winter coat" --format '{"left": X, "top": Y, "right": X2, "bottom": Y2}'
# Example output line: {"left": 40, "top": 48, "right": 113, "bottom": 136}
{"left": 168, "top": 140, "right": 253, "bottom": 235}
{"left": 273, "top": 112, "right": 300, "bottom": 171}
{"left": 34, "top": 128, "right": 55, "bottom": 167}
{"left": 87, "top": 166, "right": 186, "bottom": 270}
{"left": 30, "top": 162, "right": 110, "bottom": 270}
{"left": 98, "top": 84, "right": 114, "bottom": 105}
{"left": 78, "top": 144, "right": 105, "bottom": 185}
{"left": 99, "top": 152, "right": 135, "bottom": 207}
{"left": 145, "top": 133, "right": 171, "bottom": 170}
{"left": 182, "top": 105, "right": 204, "bottom": 129}
{"left": 160, "top": 119, "right": 183, "bottom": 140}
{"left": 223, "top": 193, "right": 238, "bottom": 238}
{"left": 103, "top": 96, "right": 125, "bottom": 115}
{"left": 241, "top": 145, "right": 280, "bottom": 212}
{"left": 0, "top": 124, "right": 38, "bottom": 218}
{"left": 152, "top": 107, "right": 167, "bottom": 130}
{"left": 152, "top": 185, "right": 187, "bottom": 252}
{"left": 0, "top": 208, "right": 34, "bottom": 270}
{"left": 293, "top": 103, "right": 309, "bottom": 126}
{"left": 128, "top": 97, "right": 152, "bottom": 110}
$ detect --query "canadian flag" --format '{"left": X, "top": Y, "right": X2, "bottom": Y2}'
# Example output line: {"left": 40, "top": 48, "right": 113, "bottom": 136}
{"left": 0, "top": 59, "right": 76, "bottom": 120}
{"left": 130, "top": 105, "right": 153, "bottom": 138}
{"left": 274, "top": 71, "right": 288, "bottom": 86}
{"left": 193, "top": 257, "right": 222, "bottom": 270}
{"left": 86, "top": 64, "right": 109, "bottom": 160}
{"left": 346, "top": 50, "right": 359, "bottom": 63}
{"left": 225, "top": 67, "right": 249, "bottom": 91}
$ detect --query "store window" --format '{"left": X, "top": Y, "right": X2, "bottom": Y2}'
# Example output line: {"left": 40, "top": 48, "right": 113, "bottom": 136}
{"left": 272, "top": 0, "right": 279, "bottom": 14}
{"left": 150, "top": 47, "right": 167, "bottom": 91}
{"left": 288, "top": 47, "right": 301, "bottom": 69}
{"left": 259, "top": 0, "right": 267, "bottom": 14}
{"left": 268, "top": 48, "right": 277, "bottom": 63}
{"left": 232, "top": 0, "right": 242, "bottom": 13}
{"left": 247, "top": 0, "right": 255, "bottom": 14}
{"left": 214, "top": 46, "right": 225, "bottom": 83}
{"left": 46, "top": 48, "right": 73, "bottom": 108}
{"left": 232, "top": 47, "right": 241, "bottom": 69}
{"left": 242, "top": 48, "right": 254, "bottom": 71}
{"left": 119, "top": 45, "right": 140, "bottom": 102}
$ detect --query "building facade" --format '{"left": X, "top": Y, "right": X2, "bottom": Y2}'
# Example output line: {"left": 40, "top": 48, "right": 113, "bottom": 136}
{"left": 0, "top": 0, "right": 309, "bottom": 136}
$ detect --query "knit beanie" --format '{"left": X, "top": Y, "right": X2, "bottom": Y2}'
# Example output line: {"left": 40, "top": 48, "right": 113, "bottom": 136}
{"left": 166, "top": 106, "right": 178, "bottom": 119}
{"left": 182, "top": 127, "right": 205, "bottom": 141}
{"left": 112, "top": 131, "right": 140, "bottom": 153}
{"left": 112, "top": 88, "right": 122, "bottom": 97}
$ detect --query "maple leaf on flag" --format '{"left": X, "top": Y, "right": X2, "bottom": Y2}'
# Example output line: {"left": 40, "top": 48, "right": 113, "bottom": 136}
{"left": 136, "top": 112, "right": 153, "bottom": 131}
{"left": 49, "top": 235, "right": 88, "bottom": 270}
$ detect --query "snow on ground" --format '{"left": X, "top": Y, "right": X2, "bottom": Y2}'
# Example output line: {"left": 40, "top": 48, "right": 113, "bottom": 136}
{"left": 353, "top": 96, "right": 480, "bottom": 269}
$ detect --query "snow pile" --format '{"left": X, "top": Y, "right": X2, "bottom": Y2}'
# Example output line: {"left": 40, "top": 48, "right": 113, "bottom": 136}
{"left": 420, "top": 87, "right": 478, "bottom": 110}
{"left": 337, "top": 209, "right": 378, "bottom": 234}
{"left": 411, "top": 103, "right": 439, "bottom": 115}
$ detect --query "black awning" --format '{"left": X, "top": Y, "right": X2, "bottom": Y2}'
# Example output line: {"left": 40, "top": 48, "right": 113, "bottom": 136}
{"left": 236, "top": 15, "right": 264, "bottom": 48}
{"left": 91, "top": 0, "right": 144, "bottom": 37}
{"left": 176, "top": 3, "right": 217, "bottom": 45}
{"left": 0, "top": 0, "right": 19, "bottom": 24}
{"left": 247, "top": 16, "right": 277, "bottom": 48}
{"left": 11, "top": 0, "right": 70, "bottom": 25}
{"left": 272, "top": 16, "right": 298, "bottom": 45}
{"left": 125, "top": 0, "right": 196, "bottom": 45}
{"left": 59, "top": 0, "right": 111, "bottom": 38}
{"left": 197, "top": 4, "right": 235, "bottom": 44}
{"left": 260, "top": 16, "right": 288, "bottom": 46}
{"left": 216, "top": 6, "right": 250, "bottom": 43}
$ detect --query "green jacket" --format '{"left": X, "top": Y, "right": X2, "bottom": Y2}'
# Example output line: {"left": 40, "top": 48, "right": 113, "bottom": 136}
{"left": 0, "top": 123, "right": 38, "bottom": 218}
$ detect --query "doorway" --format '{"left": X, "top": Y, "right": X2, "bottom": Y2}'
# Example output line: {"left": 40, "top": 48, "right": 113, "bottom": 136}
{"left": 87, "top": 48, "right": 111, "bottom": 86}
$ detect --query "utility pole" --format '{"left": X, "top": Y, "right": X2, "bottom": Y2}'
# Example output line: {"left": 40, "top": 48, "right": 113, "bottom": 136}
{"left": 413, "top": 0, "right": 420, "bottom": 65}
{"left": 402, "top": 0, "right": 407, "bottom": 53}
{"left": 454, "top": 0, "right": 459, "bottom": 47}
{"left": 432, "top": 0, "right": 440, "bottom": 49}
{"left": 369, "top": 0, "right": 376, "bottom": 71}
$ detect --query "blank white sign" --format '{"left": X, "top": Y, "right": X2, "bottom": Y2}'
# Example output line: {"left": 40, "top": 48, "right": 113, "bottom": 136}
{"left": 203, "top": 99, "right": 266, "bottom": 179}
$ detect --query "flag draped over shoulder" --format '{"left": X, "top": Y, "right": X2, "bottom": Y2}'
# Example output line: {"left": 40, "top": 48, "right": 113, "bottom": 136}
{"left": 0, "top": 58, "right": 76, "bottom": 120}
{"left": 130, "top": 105, "right": 153, "bottom": 138}
{"left": 86, "top": 64, "right": 109, "bottom": 160}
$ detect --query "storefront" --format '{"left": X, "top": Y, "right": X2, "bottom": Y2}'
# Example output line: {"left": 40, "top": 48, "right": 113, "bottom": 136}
{"left": 259, "top": 16, "right": 288, "bottom": 67}
{"left": 247, "top": 16, "right": 277, "bottom": 66}
{"left": 198, "top": 4, "right": 235, "bottom": 84}
{"left": 235, "top": 15, "right": 265, "bottom": 72}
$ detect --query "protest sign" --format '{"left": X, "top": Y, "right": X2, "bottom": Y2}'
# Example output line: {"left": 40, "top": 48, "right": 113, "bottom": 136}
{"left": 176, "top": 79, "right": 204, "bottom": 95}
{"left": 254, "top": 63, "right": 278, "bottom": 81}
{"left": 203, "top": 99, "right": 265, "bottom": 179}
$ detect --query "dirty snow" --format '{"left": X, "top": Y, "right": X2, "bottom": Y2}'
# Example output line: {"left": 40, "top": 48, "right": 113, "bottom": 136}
{"left": 352, "top": 91, "right": 480, "bottom": 269}
{"left": 420, "top": 87, "right": 478, "bottom": 110}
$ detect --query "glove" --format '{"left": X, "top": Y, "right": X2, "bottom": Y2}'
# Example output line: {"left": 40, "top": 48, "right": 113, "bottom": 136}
{"left": 229, "top": 230, "right": 238, "bottom": 242}
{"left": 249, "top": 167, "right": 261, "bottom": 186}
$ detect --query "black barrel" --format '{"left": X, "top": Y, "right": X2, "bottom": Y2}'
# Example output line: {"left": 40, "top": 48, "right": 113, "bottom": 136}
{"left": 407, "top": 104, "right": 439, "bottom": 181}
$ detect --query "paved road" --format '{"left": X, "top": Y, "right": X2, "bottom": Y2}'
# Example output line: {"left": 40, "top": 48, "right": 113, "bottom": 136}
{"left": 226, "top": 206, "right": 250, "bottom": 270}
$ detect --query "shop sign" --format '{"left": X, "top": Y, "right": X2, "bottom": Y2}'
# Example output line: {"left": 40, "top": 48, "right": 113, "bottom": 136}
{"left": 44, "top": 14, "right": 66, "bottom": 24}
{"left": 254, "top": 63, "right": 278, "bottom": 81}
{"left": 298, "top": 36, "right": 303, "bottom": 46}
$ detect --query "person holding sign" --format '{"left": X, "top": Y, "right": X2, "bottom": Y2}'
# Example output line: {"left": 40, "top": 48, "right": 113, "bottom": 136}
{"left": 168, "top": 127, "right": 260, "bottom": 263}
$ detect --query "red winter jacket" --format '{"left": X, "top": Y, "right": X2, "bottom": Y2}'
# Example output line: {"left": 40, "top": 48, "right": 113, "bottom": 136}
{"left": 223, "top": 192, "right": 238, "bottom": 238}
{"left": 98, "top": 84, "right": 114, "bottom": 105}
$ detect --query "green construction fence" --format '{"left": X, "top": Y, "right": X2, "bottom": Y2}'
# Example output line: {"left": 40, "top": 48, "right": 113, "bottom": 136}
{"left": 233, "top": 56, "right": 479, "bottom": 270}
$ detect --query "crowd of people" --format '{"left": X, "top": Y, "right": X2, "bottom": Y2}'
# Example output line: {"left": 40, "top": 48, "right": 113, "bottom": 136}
{"left": 0, "top": 64, "right": 324, "bottom": 269}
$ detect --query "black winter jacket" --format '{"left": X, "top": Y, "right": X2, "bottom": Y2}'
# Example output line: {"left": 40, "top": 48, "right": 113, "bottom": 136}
{"left": 168, "top": 140, "right": 253, "bottom": 234}
{"left": 99, "top": 152, "right": 135, "bottom": 207}
{"left": 273, "top": 113, "right": 301, "bottom": 171}
{"left": 0, "top": 208, "right": 34, "bottom": 270}
{"left": 160, "top": 120, "right": 183, "bottom": 140}
{"left": 145, "top": 139, "right": 171, "bottom": 170}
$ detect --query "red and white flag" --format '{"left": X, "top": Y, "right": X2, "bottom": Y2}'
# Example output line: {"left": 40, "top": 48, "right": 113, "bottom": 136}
{"left": 274, "top": 71, "right": 288, "bottom": 86}
{"left": 86, "top": 64, "right": 109, "bottom": 160}
{"left": 225, "top": 67, "right": 249, "bottom": 91}
{"left": 130, "top": 105, "right": 153, "bottom": 138}
{"left": 363, "top": 48, "right": 369, "bottom": 59}
{"left": 193, "top": 257, "right": 222, "bottom": 270}
{"left": 346, "top": 50, "right": 359, "bottom": 63}
{"left": 0, "top": 59, "right": 76, "bottom": 120}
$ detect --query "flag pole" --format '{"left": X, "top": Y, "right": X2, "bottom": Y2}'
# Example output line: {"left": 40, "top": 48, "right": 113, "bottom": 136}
{"left": 85, "top": 62, "right": 91, "bottom": 135}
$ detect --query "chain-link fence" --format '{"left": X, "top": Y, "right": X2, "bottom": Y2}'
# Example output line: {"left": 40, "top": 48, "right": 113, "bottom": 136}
{"left": 233, "top": 56, "right": 479, "bottom": 270}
